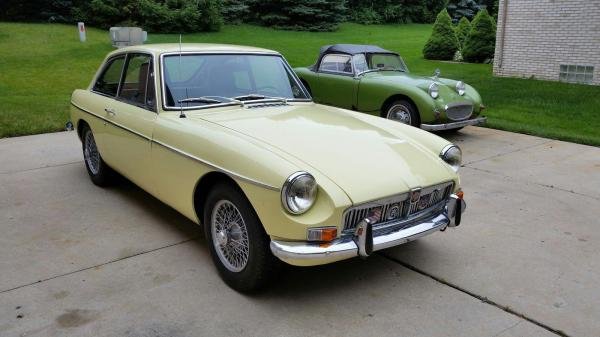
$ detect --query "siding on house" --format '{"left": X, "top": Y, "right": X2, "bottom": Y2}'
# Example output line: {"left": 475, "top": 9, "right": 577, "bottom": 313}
{"left": 493, "top": 0, "right": 600, "bottom": 85}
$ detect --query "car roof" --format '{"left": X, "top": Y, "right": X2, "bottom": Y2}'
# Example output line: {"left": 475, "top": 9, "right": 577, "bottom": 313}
{"left": 318, "top": 44, "right": 398, "bottom": 57}
{"left": 107, "top": 43, "right": 280, "bottom": 57}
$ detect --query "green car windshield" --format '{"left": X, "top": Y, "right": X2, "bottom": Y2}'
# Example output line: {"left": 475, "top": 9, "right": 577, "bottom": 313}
{"left": 356, "top": 53, "right": 408, "bottom": 74}
{"left": 162, "top": 54, "right": 309, "bottom": 108}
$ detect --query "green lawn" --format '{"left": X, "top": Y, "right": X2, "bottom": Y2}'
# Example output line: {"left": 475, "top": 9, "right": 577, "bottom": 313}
{"left": 1, "top": 22, "right": 599, "bottom": 145}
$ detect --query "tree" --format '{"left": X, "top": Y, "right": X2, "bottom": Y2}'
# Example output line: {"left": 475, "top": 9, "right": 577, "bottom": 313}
{"left": 446, "top": 0, "right": 483, "bottom": 23}
{"left": 347, "top": 0, "right": 448, "bottom": 24}
{"left": 221, "top": 0, "right": 251, "bottom": 24}
{"left": 423, "top": 9, "right": 459, "bottom": 60}
{"left": 455, "top": 16, "right": 471, "bottom": 49}
{"left": 253, "top": 0, "right": 346, "bottom": 32}
{"left": 462, "top": 9, "right": 496, "bottom": 63}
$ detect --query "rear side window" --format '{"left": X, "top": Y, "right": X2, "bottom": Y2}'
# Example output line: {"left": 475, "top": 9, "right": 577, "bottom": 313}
{"left": 93, "top": 56, "right": 125, "bottom": 97}
{"left": 319, "top": 54, "right": 352, "bottom": 74}
{"left": 119, "top": 54, "right": 155, "bottom": 109}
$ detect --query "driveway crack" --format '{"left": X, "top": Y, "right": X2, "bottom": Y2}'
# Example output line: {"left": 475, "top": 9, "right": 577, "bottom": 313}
{"left": 0, "top": 237, "right": 198, "bottom": 295}
{"left": 380, "top": 253, "right": 570, "bottom": 337}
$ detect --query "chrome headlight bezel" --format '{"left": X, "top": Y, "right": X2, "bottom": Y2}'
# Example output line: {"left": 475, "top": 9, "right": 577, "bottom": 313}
{"left": 428, "top": 83, "right": 439, "bottom": 99}
{"left": 440, "top": 144, "right": 462, "bottom": 172}
{"left": 456, "top": 81, "right": 466, "bottom": 96}
{"left": 281, "top": 171, "right": 317, "bottom": 215}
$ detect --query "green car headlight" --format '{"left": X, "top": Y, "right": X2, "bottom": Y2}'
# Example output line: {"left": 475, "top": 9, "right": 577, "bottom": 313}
{"left": 281, "top": 172, "right": 317, "bottom": 214}
{"left": 440, "top": 145, "right": 462, "bottom": 172}
{"left": 428, "top": 83, "right": 439, "bottom": 99}
{"left": 456, "top": 81, "right": 466, "bottom": 96}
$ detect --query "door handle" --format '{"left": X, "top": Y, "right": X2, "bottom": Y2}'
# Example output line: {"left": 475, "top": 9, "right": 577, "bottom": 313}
{"left": 104, "top": 108, "right": 116, "bottom": 116}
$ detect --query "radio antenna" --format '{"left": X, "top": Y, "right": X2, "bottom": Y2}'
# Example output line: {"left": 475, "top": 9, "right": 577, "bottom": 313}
{"left": 178, "top": 34, "right": 186, "bottom": 118}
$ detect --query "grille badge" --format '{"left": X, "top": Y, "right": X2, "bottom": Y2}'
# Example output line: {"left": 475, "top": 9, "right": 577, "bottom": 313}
{"left": 410, "top": 188, "right": 422, "bottom": 203}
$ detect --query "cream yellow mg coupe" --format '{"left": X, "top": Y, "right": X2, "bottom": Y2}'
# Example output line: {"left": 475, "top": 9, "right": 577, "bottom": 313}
{"left": 70, "top": 44, "right": 466, "bottom": 292}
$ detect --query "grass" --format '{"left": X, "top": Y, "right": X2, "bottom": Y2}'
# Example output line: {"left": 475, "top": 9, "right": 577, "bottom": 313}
{"left": 1, "top": 22, "right": 599, "bottom": 145}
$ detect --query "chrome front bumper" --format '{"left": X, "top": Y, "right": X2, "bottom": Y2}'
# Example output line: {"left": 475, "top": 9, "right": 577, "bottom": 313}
{"left": 421, "top": 116, "right": 487, "bottom": 131}
{"left": 270, "top": 195, "right": 466, "bottom": 266}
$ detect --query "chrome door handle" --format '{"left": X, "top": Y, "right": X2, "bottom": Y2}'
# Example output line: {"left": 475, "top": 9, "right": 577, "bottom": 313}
{"left": 104, "top": 108, "right": 116, "bottom": 116}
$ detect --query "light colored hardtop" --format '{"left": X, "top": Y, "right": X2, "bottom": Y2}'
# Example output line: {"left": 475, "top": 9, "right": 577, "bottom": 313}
{"left": 106, "top": 43, "right": 280, "bottom": 58}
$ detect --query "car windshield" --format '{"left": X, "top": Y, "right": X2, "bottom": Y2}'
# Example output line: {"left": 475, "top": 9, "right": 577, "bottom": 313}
{"left": 366, "top": 53, "right": 408, "bottom": 72}
{"left": 162, "top": 54, "right": 309, "bottom": 108}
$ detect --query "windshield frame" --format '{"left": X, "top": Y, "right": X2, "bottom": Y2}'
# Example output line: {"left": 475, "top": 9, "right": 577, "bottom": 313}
{"left": 355, "top": 53, "right": 409, "bottom": 76}
{"left": 159, "top": 51, "right": 312, "bottom": 111}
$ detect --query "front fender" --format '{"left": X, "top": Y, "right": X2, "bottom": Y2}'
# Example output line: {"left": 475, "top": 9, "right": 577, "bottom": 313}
{"left": 356, "top": 78, "right": 438, "bottom": 122}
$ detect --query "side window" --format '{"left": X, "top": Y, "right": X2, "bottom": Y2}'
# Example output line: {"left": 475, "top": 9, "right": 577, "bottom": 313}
{"left": 119, "top": 54, "right": 155, "bottom": 110}
{"left": 353, "top": 54, "right": 368, "bottom": 74}
{"left": 319, "top": 54, "right": 353, "bottom": 74}
{"left": 93, "top": 56, "right": 125, "bottom": 96}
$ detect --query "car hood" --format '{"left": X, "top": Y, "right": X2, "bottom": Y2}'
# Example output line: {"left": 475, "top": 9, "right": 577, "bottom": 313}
{"left": 193, "top": 103, "right": 455, "bottom": 204}
{"left": 364, "top": 71, "right": 455, "bottom": 87}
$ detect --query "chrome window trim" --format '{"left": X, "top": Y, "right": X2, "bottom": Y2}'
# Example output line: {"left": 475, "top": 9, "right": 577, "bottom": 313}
{"left": 71, "top": 101, "right": 279, "bottom": 191}
{"left": 91, "top": 53, "right": 127, "bottom": 98}
{"left": 158, "top": 51, "right": 312, "bottom": 112}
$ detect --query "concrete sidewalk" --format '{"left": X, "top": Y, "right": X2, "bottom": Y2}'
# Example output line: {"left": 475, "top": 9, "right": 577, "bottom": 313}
{"left": 0, "top": 127, "right": 598, "bottom": 337}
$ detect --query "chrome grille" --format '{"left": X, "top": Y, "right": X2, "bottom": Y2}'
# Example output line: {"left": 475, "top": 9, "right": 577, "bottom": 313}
{"left": 342, "top": 182, "right": 454, "bottom": 233}
{"left": 445, "top": 102, "right": 473, "bottom": 121}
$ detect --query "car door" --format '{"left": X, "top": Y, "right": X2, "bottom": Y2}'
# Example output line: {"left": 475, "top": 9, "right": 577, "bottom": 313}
{"left": 103, "top": 53, "right": 157, "bottom": 191}
{"left": 314, "top": 54, "right": 358, "bottom": 109}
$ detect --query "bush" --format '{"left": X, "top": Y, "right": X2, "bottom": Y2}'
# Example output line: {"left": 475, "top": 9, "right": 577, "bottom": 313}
{"left": 221, "top": 0, "right": 251, "bottom": 24}
{"left": 0, "top": 0, "right": 81, "bottom": 23}
{"left": 253, "top": 0, "right": 346, "bottom": 32}
{"left": 347, "top": 0, "right": 448, "bottom": 24}
{"left": 422, "top": 9, "right": 459, "bottom": 60}
{"left": 72, "top": 0, "right": 223, "bottom": 33}
{"left": 446, "top": 0, "right": 483, "bottom": 23}
{"left": 462, "top": 9, "right": 496, "bottom": 63}
{"left": 455, "top": 16, "right": 471, "bottom": 49}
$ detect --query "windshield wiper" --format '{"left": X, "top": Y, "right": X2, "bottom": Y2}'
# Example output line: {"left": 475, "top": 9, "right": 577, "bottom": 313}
{"left": 232, "top": 94, "right": 288, "bottom": 104}
{"left": 357, "top": 68, "right": 406, "bottom": 76}
{"left": 233, "top": 94, "right": 266, "bottom": 101}
{"left": 178, "top": 96, "right": 244, "bottom": 107}
{"left": 178, "top": 97, "right": 222, "bottom": 104}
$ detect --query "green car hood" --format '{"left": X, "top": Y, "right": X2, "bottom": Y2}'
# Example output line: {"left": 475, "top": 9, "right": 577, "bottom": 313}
{"left": 193, "top": 103, "right": 456, "bottom": 204}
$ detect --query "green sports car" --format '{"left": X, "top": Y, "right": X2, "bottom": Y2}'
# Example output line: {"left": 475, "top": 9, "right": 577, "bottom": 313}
{"left": 294, "top": 44, "right": 486, "bottom": 131}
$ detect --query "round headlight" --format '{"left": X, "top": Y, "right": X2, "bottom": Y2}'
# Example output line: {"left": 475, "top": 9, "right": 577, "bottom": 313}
{"left": 281, "top": 172, "right": 317, "bottom": 214}
{"left": 456, "top": 81, "right": 466, "bottom": 96}
{"left": 428, "top": 83, "right": 439, "bottom": 99}
{"left": 440, "top": 145, "right": 462, "bottom": 172}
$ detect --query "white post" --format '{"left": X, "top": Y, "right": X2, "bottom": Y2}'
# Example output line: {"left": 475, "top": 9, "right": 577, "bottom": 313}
{"left": 78, "top": 22, "right": 86, "bottom": 42}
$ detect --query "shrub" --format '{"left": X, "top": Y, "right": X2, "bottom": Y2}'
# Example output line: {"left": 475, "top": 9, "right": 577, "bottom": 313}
{"left": 72, "top": 0, "right": 222, "bottom": 33}
{"left": 422, "top": 9, "right": 459, "bottom": 60}
{"left": 221, "top": 0, "right": 251, "bottom": 24}
{"left": 351, "top": 7, "right": 382, "bottom": 25}
{"left": 455, "top": 16, "right": 471, "bottom": 49}
{"left": 347, "top": 0, "right": 448, "bottom": 24}
{"left": 462, "top": 9, "right": 496, "bottom": 63}
{"left": 446, "top": 0, "right": 483, "bottom": 23}
{"left": 253, "top": 0, "right": 346, "bottom": 32}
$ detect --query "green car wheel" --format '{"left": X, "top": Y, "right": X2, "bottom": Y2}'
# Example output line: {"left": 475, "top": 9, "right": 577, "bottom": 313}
{"left": 384, "top": 100, "right": 419, "bottom": 127}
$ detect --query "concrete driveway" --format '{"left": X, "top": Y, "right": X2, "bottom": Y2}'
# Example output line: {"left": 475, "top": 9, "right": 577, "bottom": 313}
{"left": 0, "top": 127, "right": 598, "bottom": 337}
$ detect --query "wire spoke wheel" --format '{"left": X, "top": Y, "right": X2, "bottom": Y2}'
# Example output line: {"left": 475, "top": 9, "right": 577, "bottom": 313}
{"left": 211, "top": 200, "right": 250, "bottom": 272}
{"left": 83, "top": 130, "right": 100, "bottom": 175}
{"left": 386, "top": 104, "right": 412, "bottom": 124}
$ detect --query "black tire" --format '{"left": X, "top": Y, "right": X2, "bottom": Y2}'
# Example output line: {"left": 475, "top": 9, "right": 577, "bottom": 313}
{"left": 382, "top": 99, "right": 420, "bottom": 127}
{"left": 81, "top": 125, "right": 114, "bottom": 187}
{"left": 204, "top": 182, "right": 279, "bottom": 292}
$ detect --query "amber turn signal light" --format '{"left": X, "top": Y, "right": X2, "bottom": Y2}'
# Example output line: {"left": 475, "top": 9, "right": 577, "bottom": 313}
{"left": 456, "top": 190, "right": 464, "bottom": 199}
{"left": 307, "top": 227, "right": 338, "bottom": 242}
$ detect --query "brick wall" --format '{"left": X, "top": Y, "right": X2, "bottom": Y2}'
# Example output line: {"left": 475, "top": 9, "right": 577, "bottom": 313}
{"left": 493, "top": 0, "right": 600, "bottom": 85}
